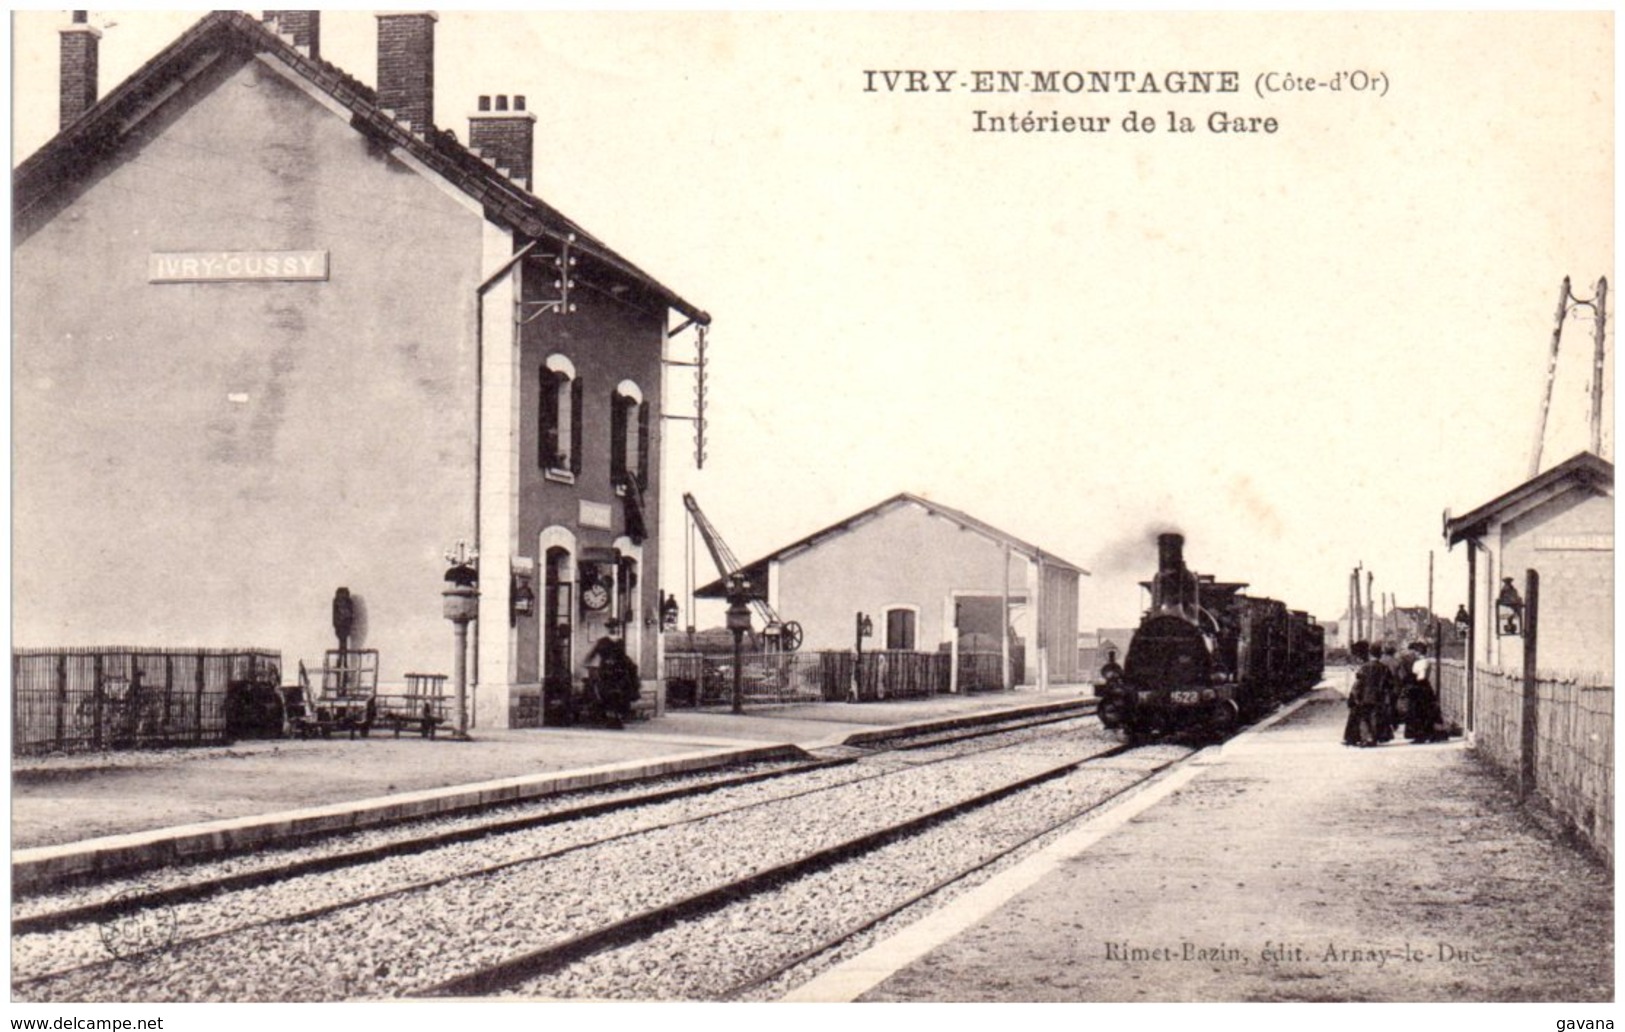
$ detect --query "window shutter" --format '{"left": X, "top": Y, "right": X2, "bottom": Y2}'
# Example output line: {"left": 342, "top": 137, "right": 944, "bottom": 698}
{"left": 539, "top": 368, "right": 559, "bottom": 468}
{"left": 637, "top": 400, "right": 650, "bottom": 487}
{"left": 570, "top": 376, "right": 584, "bottom": 475}
{"left": 610, "top": 393, "right": 627, "bottom": 484}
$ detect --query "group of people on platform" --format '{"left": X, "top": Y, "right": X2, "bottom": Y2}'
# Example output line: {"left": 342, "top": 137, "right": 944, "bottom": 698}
{"left": 1342, "top": 639, "right": 1451, "bottom": 747}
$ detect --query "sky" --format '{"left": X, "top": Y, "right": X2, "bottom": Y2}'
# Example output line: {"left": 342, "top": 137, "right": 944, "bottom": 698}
{"left": 8, "top": 8, "right": 1614, "bottom": 634}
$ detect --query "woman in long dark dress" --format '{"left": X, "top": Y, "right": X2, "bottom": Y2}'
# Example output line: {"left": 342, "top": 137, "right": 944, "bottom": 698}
{"left": 1404, "top": 643, "right": 1447, "bottom": 743}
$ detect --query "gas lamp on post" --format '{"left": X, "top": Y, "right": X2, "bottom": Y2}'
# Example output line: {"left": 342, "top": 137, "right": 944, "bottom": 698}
{"left": 442, "top": 540, "right": 479, "bottom": 740}
{"left": 725, "top": 574, "right": 753, "bottom": 715}
{"left": 853, "top": 612, "right": 874, "bottom": 701}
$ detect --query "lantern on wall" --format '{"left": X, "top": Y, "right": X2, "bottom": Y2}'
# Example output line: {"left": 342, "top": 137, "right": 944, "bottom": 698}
{"left": 510, "top": 572, "right": 536, "bottom": 624}
{"left": 1495, "top": 578, "right": 1524, "bottom": 637}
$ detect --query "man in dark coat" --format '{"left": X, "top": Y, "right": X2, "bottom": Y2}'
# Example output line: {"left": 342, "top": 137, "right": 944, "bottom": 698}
{"left": 1344, "top": 641, "right": 1388, "bottom": 747}
{"left": 1375, "top": 641, "right": 1404, "bottom": 742}
{"left": 584, "top": 620, "right": 640, "bottom": 729}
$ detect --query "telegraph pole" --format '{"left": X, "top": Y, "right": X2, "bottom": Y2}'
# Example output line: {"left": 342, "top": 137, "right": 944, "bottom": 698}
{"left": 1591, "top": 278, "right": 1609, "bottom": 457}
{"left": 1366, "top": 571, "right": 1375, "bottom": 641}
{"left": 1531, "top": 276, "right": 1609, "bottom": 475}
{"left": 1427, "top": 551, "right": 1435, "bottom": 629}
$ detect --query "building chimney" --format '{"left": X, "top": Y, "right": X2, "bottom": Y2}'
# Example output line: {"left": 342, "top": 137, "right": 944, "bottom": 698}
{"left": 375, "top": 12, "right": 437, "bottom": 136}
{"left": 263, "top": 11, "right": 320, "bottom": 58}
{"left": 59, "top": 11, "right": 101, "bottom": 129}
{"left": 469, "top": 94, "right": 536, "bottom": 190}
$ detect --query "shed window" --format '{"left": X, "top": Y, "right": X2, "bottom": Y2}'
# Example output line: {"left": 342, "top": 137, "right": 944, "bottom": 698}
{"left": 885, "top": 608, "right": 917, "bottom": 651}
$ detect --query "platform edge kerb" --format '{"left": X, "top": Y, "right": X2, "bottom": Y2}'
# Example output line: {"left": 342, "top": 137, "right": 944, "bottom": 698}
{"left": 12, "top": 743, "right": 808, "bottom": 895}
{"left": 840, "top": 698, "right": 1096, "bottom": 749}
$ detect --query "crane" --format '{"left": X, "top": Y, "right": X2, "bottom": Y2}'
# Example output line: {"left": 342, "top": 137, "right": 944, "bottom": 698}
{"left": 682, "top": 493, "right": 804, "bottom": 652}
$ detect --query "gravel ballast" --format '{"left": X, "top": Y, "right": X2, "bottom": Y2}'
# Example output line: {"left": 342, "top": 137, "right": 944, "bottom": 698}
{"left": 15, "top": 718, "right": 1111, "bottom": 1001}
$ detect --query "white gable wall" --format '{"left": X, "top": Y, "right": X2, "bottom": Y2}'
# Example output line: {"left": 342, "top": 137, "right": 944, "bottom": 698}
{"left": 773, "top": 501, "right": 1038, "bottom": 661}
{"left": 12, "top": 51, "right": 484, "bottom": 681}
{"left": 1481, "top": 488, "right": 1613, "bottom": 677}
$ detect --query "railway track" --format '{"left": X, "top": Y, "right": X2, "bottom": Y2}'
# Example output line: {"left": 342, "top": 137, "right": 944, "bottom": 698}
{"left": 14, "top": 704, "right": 1089, "bottom": 926}
{"left": 13, "top": 707, "right": 1102, "bottom": 998}
{"left": 482, "top": 742, "right": 1197, "bottom": 1000}
{"left": 429, "top": 739, "right": 1171, "bottom": 999}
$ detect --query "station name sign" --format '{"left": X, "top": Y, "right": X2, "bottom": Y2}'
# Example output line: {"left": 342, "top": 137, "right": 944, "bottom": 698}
{"left": 1535, "top": 534, "right": 1612, "bottom": 552}
{"left": 149, "top": 250, "right": 329, "bottom": 283}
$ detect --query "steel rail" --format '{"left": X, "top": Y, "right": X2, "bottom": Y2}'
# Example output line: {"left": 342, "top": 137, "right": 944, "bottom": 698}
{"left": 416, "top": 741, "right": 1137, "bottom": 998}
{"left": 17, "top": 705, "right": 1090, "bottom": 927}
{"left": 14, "top": 712, "right": 1102, "bottom": 989}
{"left": 10, "top": 758, "right": 840, "bottom": 936}
{"left": 717, "top": 746, "right": 1191, "bottom": 999}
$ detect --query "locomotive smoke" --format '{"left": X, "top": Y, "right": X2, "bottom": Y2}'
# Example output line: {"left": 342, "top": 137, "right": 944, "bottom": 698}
{"left": 1089, "top": 522, "right": 1185, "bottom": 577}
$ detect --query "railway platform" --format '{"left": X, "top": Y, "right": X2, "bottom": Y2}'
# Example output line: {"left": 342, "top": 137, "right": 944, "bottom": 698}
{"left": 11, "top": 685, "right": 1094, "bottom": 891}
{"left": 789, "top": 673, "right": 1613, "bottom": 1003}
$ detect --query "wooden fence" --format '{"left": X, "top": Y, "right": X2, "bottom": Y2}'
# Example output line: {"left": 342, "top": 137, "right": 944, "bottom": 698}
{"left": 13, "top": 647, "right": 280, "bottom": 755}
{"left": 1438, "top": 659, "right": 1612, "bottom": 865}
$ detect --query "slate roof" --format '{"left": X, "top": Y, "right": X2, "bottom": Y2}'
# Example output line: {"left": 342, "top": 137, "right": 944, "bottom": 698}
{"left": 1444, "top": 452, "right": 1613, "bottom": 546}
{"left": 12, "top": 11, "right": 708, "bottom": 324}
{"left": 694, "top": 492, "right": 1087, "bottom": 599}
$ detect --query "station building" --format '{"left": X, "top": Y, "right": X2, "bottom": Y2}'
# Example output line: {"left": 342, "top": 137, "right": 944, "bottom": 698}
{"left": 1444, "top": 451, "right": 1613, "bottom": 679}
{"left": 695, "top": 493, "right": 1086, "bottom": 688}
{"left": 12, "top": 11, "right": 709, "bottom": 727}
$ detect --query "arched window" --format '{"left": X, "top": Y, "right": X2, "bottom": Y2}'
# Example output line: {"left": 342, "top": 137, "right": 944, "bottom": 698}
{"left": 611, "top": 380, "right": 648, "bottom": 490}
{"left": 540, "top": 355, "right": 582, "bottom": 477}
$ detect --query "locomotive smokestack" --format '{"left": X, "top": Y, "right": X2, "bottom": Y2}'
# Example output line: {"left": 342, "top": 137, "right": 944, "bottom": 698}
{"left": 1151, "top": 532, "right": 1194, "bottom": 615}
{"left": 1157, "top": 533, "right": 1185, "bottom": 573}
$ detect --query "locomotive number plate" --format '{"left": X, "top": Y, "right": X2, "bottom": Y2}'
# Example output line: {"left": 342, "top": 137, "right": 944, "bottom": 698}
{"left": 1171, "top": 690, "right": 1201, "bottom": 705}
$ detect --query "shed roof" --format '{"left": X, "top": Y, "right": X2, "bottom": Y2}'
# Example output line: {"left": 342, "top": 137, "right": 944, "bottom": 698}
{"left": 12, "top": 11, "right": 708, "bottom": 324}
{"left": 1444, "top": 452, "right": 1613, "bottom": 546}
{"left": 694, "top": 492, "right": 1087, "bottom": 599}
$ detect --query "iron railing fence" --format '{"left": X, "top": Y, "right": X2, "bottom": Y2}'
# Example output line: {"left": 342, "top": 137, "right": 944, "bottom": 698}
{"left": 666, "top": 651, "right": 838, "bottom": 707}
{"left": 13, "top": 647, "right": 279, "bottom": 755}
{"left": 956, "top": 648, "right": 1024, "bottom": 692}
{"left": 666, "top": 647, "right": 1025, "bottom": 708}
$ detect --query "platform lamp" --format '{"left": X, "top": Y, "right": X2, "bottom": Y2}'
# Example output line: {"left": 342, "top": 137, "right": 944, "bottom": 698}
{"left": 853, "top": 612, "right": 874, "bottom": 702}
{"left": 442, "top": 541, "right": 479, "bottom": 740}
{"left": 725, "top": 574, "right": 754, "bottom": 715}
{"left": 1495, "top": 578, "right": 1524, "bottom": 637}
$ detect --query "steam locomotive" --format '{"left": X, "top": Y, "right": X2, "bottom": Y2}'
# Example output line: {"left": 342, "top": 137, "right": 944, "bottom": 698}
{"left": 1097, "top": 533, "right": 1324, "bottom": 740}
